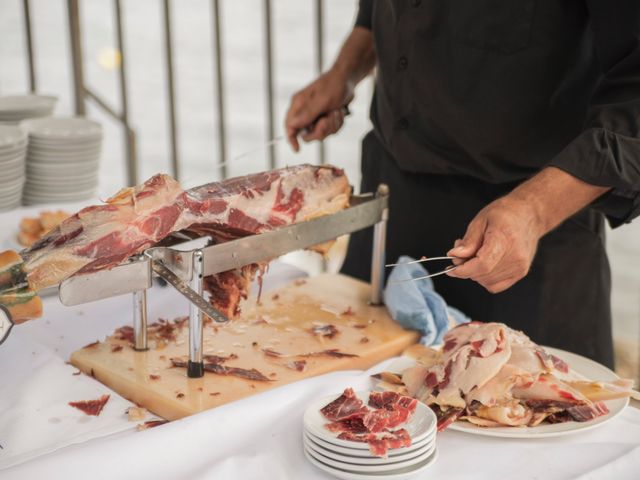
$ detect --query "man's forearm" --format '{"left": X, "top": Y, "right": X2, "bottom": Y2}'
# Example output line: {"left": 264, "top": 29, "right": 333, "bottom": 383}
{"left": 509, "top": 166, "right": 610, "bottom": 236}
{"left": 330, "top": 27, "right": 376, "bottom": 89}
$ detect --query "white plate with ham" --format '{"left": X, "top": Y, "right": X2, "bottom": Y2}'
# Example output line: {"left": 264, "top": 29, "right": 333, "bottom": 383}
{"left": 394, "top": 322, "right": 634, "bottom": 439}
{"left": 447, "top": 346, "right": 629, "bottom": 438}
{"left": 304, "top": 389, "right": 436, "bottom": 452}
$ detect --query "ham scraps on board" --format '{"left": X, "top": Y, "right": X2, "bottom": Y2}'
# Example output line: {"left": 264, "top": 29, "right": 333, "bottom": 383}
{"left": 401, "top": 322, "right": 633, "bottom": 430}
{"left": 320, "top": 389, "right": 417, "bottom": 457}
{"left": 0, "top": 165, "right": 350, "bottom": 322}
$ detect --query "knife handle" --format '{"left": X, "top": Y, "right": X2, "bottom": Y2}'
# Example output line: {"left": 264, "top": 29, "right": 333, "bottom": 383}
{"left": 300, "top": 105, "right": 351, "bottom": 136}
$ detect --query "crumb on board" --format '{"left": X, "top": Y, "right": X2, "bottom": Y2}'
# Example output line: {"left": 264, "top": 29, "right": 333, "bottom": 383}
{"left": 209, "top": 392, "right": 221, "bottom": 396}
{"left": 149, "top": 374, "right": 161, "bottom": 381}
{"left": 127, "top": 407, "right": 147, "bottom": 422}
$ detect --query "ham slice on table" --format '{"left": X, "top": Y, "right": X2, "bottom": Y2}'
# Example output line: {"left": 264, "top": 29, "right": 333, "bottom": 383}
{"left": 0, "top": 165, "right": 350, "bottom": 322}
{"left": 401, "top": 322, "right": 633, "bottom": 430}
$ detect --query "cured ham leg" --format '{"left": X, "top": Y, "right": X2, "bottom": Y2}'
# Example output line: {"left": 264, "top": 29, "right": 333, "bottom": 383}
{"left": 0, "top": 165, "right": 350, "bottom": 322}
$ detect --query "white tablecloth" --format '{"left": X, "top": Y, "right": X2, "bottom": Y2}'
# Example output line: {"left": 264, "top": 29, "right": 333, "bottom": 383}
{"left": 1, "top": 205, "right": 640, "bottom": 479}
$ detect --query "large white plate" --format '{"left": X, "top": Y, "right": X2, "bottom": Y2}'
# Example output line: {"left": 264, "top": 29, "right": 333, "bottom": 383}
{"left": 304, "top": 439, "right": 436, "bottom": 473}
{"left": 446, "top": 346, "right": 629, "bottom": 438}
{"left": 304, "top": 391, "right": 436, "bottom": 450}
{"left": 21, "top": 117, "right": 102, "bottom": 140}
{"left": 304, "top": 445, "right": 438, "bottom": 480}
{"left": 0, "top": 94, "right": 56, "bottom": 113}
{"left": 304, "top": 432, "right": 434, "bottom": 465}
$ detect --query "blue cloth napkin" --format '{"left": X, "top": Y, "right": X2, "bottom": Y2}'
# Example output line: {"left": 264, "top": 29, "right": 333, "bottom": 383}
{"left": 384, "top": 255, "right": 470, "bottom": 345}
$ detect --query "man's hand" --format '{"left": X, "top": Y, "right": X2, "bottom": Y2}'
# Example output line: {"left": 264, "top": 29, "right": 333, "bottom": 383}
{"left": 446, "top": 196, "right": 544, "bottom": 293}
{"left": 285, "top": 69, "right": 353, "bottom": 152}
{"left": 284, "top": 26, "right": 375, "bottom": 151}
{"left": 446, "top": 167, "right": 610, "bottom": 293}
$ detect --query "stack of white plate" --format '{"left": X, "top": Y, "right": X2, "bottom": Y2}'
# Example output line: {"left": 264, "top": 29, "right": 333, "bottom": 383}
{"left": 303, "top": 391, "right": 438, "bottom": 480}
{"left": 21, "top": 117, "right": 102, "bottom": 205}
{"left": 0, "top": 125, "right": 28, "bottom": 211}
{"left": 0, "top": 94, "right": 57, "bottom": 125}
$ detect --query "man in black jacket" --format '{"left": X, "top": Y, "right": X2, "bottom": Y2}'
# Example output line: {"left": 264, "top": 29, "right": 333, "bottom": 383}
{"left": 285, "top": 0, "right": 640, "bottom": 367}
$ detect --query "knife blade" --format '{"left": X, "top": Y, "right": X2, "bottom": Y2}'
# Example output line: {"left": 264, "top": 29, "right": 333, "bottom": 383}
{"left": 224, "top": 105, "right": 352, "bottom": 166}
{"left": 150, "top": 259, "right": 229, "bottom": 324}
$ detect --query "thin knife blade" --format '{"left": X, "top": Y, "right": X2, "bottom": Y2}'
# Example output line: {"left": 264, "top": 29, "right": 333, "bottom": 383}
{"left": 150, "top": 260, "right": 228, "bottom": 323}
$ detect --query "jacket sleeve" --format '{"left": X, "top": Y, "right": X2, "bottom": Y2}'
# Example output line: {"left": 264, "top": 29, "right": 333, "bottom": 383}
{"left": 548, "top": 0, "right": 640, "bottom": 227}
{"left": 354, "top": 0, "right": 373, "bottom": 30}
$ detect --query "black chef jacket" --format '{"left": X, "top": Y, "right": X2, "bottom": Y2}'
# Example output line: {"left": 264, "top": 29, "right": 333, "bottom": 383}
{"left": 355, "top": 0, "right": 640, "bottom": 227}
{"left": 340, "top": 0, "right": 640, "bottom": 367}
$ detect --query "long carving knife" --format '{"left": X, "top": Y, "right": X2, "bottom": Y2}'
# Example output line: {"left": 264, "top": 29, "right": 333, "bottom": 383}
{"left": 150, "top": 259, "right": 229, "bottom": 324}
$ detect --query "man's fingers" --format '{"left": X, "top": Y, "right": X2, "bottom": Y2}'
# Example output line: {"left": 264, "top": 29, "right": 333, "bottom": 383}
{"left": 447, "top": 230, "right": 505, "bottom": 279}
{"left": 447, "top": 218, "right": 486, "bottom": 259}
{"left": 300, "top": 110, "right": 344, "bottom": 142}
{"left": 286, "top": 127, "right": 300, "bottom": 152}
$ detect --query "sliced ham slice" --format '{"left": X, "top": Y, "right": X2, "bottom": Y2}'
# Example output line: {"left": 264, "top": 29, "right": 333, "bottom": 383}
{"left": 320, "top": 388, "right": 368, "bottom": 422}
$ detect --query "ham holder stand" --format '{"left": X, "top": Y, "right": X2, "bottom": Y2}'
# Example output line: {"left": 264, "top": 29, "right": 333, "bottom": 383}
{"left": 57, "top": 185, "right": 390, "bottom": 378}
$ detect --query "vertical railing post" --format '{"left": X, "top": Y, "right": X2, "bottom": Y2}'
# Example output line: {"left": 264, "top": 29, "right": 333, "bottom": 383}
{"left": 315, "top": 0, "right": 326, "bottom": 165}
{"left": 22, "top": 0, "right": 36, "bottom": 93}
{"left": 67, "top": 0, "right": 86, "bottom": 116}
{"left": 162, "top": 0, "right": 180, "bottom": 181}
{"left": 263, "top": 0, "right": 276, "bottom": 170}
{"left": 370, "top": 184, "right": 389, "bottom": 305}
{"left": 114, "top": 0, "right": 138, "bottom": 186}
{"left": 211, "top": 0, "right": 227, "bottom": 180}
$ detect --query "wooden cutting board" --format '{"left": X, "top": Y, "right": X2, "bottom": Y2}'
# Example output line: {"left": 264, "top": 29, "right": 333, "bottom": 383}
{"left": 70, "top": 273, "right": 419, "bottom": 420}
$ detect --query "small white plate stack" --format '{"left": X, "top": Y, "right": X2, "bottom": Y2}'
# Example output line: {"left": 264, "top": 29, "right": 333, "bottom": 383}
{"left": 0, "top": 94, "right": 57, "bottom": 125}
{"left": 21, "top": 117, "right": 102, "bottom": 205}
{"left": 0, "top": 125, "right": 28, "bottom": 211}
{"left": 303, "top": 391, "right": 438, "bottom": 480}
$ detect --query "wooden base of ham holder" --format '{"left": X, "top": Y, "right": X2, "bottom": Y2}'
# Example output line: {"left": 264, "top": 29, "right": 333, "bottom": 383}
{"left": 70, "top": 274, "right": 419, "bottom": 420}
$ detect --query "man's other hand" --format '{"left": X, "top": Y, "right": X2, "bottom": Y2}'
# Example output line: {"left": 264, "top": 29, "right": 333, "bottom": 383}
{"left": 446, "top": 196, "right": 544, "bottom": 293}
{"left": 285, "top": 69, "right": 353, "bottom": 151}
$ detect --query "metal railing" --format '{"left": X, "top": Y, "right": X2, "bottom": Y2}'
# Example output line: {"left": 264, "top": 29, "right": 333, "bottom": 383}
{"left": 19, "top": 0, "right": 329, "bottom": 186}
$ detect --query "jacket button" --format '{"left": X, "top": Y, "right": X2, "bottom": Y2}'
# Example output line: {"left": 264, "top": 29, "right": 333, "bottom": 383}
{"left": 398, "top": 56, "right": 408, "bottom": 70}
{"left": 399, "top": 118, "right": 409, "bottom": 129}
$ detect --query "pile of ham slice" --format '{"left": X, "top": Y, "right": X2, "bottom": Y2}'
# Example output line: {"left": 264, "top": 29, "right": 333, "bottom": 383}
{"left": 320, "top": 388, "right": 417, "bottom": 457}
{"left": 0, "top": 165, "right": 350, "bottom": 322}
{"left": 401, "top": 322, "right": 633, "bottom": 431}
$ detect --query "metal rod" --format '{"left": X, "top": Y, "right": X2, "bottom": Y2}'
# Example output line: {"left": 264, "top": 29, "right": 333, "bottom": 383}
{"left": 370, "top": 184, "right": 389, "bottom": 305}
{"left": 85, "top": 87, "right": 122, "bottom": 121}
{"left": 67, "top": 0, "right": 86, "bottom": 115}
{"left": 315, "top": 0, "right": 326, "bottom": 165}
{"left": 114, "top": 0, "right": 138, "bottom": 186}
{"left": 188, "top": 250, "right": 205, "bottom": 378}
{"left": 211, "top": 0, "right": 227, "bottom": 180}
{"left": 22, "top": 0, "right": 36, "bottom": 92}
{"left": 132, "top": 289, "right": 148, "bottom": 351}
{"left": 263, "top": 0, "right": 276, "bottom": 170}
{"left": 162, "top": 0, "right": 180, "bottom": 181}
